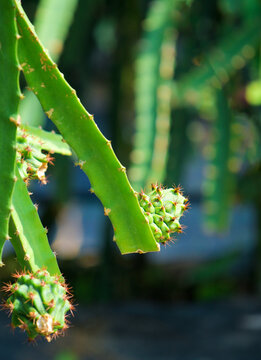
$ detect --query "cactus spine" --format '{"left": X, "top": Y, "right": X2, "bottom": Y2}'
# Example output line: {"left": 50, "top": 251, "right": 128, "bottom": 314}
{"left": 3, "top": 269, "right": 73, "bottom": 342}
{"left": 0, "top": 0, "right": 21, "bottom": 265}
{"left": 15, "top": 1, "right": 159, "bottom": 255}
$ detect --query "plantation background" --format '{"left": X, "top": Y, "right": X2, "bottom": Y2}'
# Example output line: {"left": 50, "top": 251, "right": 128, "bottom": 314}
{"left": 1, "top": 0, "right": 261, "bottom": 359}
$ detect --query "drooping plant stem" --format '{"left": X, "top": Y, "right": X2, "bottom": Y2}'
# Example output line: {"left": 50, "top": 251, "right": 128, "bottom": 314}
{"left": 10, "top": 169, "right": 61, "bottom": 275}
{"left": 15, "top": 0, "right": 159, "bottom": 255}
{"left": 0, "top": 0, "right": 20, "bottom": 264}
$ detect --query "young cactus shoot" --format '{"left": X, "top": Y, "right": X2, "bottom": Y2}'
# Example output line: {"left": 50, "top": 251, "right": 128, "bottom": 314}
{"left": 138, "top": 184, "right": 188, "bottom": 244}
{"left": 3, "top": 269, "right": 74, "bottom": 342}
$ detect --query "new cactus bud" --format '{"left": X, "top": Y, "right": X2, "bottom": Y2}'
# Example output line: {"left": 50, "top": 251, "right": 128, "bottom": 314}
{"left": 137, "top": 184, "right": 188, "bottom": 244}
{"left": 2, "top": 269, "right": 73, "bottom": 342}
{"left": 16, "top": 126, "right": 54, "bottom": 184}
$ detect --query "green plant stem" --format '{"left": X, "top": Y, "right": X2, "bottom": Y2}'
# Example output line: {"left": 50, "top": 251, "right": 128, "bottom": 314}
{"left": 15, "top": 0, "right": 159, "bottom": 254}
{"left": 0, "top": 0, "right": 20, "bottom": 265}
{"left": 10, "top": 168, "right": 61, "bottom": 275}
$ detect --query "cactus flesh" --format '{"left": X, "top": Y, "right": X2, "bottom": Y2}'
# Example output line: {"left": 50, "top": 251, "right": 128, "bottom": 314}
{"left": 137, "top": 184, "right": 188, "bottom": 244}
{"left": 3, "top": 269, "right": 73, "bottom": 342}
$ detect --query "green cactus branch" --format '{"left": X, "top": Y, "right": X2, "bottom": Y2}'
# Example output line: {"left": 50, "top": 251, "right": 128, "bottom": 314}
{"left": 15, "top": 0, "right": 159, "bottom": 255}
{"left": 10, "top": 168, "right": 61, "bottom": 275}
{"left": 20, "top": 0, "right": 79, "bottom": 127}
{"left": 0, "top": 0, "right": 21, "bottom": 265}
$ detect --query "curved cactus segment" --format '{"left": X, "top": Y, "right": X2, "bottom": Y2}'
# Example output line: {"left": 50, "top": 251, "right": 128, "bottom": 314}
{"left": 3, "top": 269, "right": 73, "bottom": 341}
{"left": 0, "top": 0, "right": 20, "bottom": 265}
{"left": 15, "top": 1, "right": 159, "bottom": 254}
{"left": 20, "top": 0, "right": 79, "bottom": 127}
{"left": 138, "top": 184, "right": 188, "bottom": 244}
{"left": 129, "top": 0, "right": 178, "bottom": 191}
{"left": 10, "top": 169, "right": 60, "bottom": 275}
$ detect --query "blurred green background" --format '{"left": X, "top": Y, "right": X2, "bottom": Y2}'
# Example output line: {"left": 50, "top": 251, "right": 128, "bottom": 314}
{"left": 1, "top": 0, "right": 261, "bottom": 358}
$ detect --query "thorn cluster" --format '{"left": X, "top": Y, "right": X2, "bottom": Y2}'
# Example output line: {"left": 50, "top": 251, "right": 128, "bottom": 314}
{"left": 16, "top": 127, "right": 54, "bottom": 185}
{"left": 2, "top": 268, "right": 74, "bottom": 342}
{"left": 137, "top": 184, "right": 189, "bottom": 244}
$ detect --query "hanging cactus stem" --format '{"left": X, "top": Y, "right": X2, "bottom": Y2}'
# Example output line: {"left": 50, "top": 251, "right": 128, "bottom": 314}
{"left": 2, "top": 268, "right": 73, "bottom": 342}
{"left": 0, "top": 0, "right": 21, "bottom": 264}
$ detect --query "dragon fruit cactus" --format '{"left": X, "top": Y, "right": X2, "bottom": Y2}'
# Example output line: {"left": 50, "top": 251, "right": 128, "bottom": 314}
{"left": 2, "top": 268, "right": 74, "bottom": 342}
{"left": 137, "top": 184, "right": 189, "bottom": 244}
